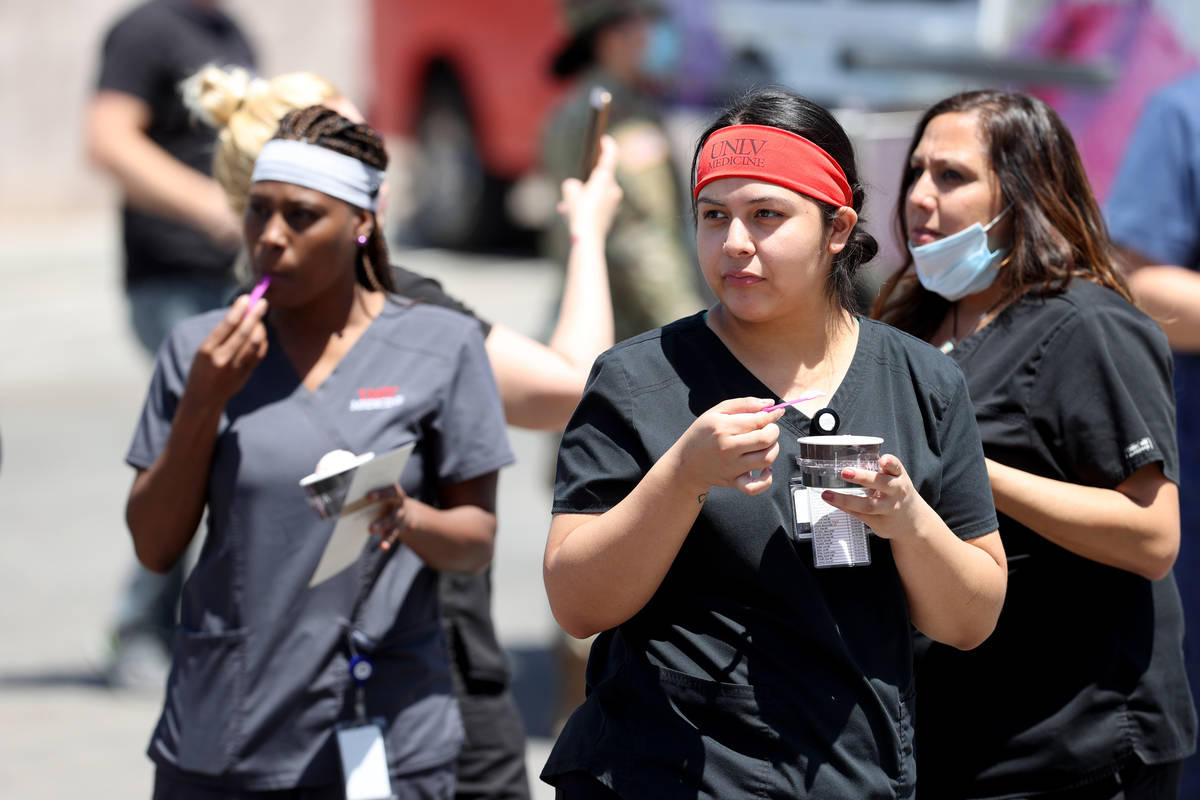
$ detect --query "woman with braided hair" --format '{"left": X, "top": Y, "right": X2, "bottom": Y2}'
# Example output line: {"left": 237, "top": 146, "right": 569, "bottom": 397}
{"left": 184, "top": 64, "right": 619, "bottom": 431}
{"left": 178, "top": 65, "right": 622, "bottom": 800}
{"left": 125, "top": 105, "right": 515, "bottom": 799}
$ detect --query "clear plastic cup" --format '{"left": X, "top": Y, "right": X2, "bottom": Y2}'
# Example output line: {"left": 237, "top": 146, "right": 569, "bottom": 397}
{"left": 791, "top": 435, "right": 883, "bottom": 567}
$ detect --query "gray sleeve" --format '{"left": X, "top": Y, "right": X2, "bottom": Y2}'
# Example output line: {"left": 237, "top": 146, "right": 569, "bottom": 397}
{"left": 125, "top": 327, "right": 193, "bottom": 471}
{"left": 432, "top": 324, "right": 514, "bottom": 484}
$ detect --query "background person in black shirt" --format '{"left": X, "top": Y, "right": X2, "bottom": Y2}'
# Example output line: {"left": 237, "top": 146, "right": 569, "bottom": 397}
{"left": 86, "top": 0, "right": 256, "bottom": 692}
{"left": 875, "top": 89, "right": 1195, "bottom": 799}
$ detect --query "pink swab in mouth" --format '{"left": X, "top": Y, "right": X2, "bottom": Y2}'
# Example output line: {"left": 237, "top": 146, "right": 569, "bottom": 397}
{"left": 244, "top": 275, "right": 271, "bottom": 319}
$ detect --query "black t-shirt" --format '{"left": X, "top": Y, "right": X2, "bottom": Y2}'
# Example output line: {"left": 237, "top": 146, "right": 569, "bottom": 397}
{"left": 543, "top": 313, "right": 997, "bottom": 799}
{"left": 391, "top": 264, "right": 511, "bottom": 686}
{"left": 97, "top": 0, "right": 255, "bottom": 284}
{"left": 915, "top": 280, "right": 1196, "bottom": 798}
{"left": 392, "top": 264, "right": 491, "bottom": 339}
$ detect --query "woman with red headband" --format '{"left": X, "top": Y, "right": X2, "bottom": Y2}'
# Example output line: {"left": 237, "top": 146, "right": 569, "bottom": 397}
{"left": 539, "top": 87, "right": 1007, "bottom": 798}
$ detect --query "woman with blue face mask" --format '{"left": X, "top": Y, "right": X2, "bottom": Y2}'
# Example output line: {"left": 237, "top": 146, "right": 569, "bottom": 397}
{"left": 874, "top": 90, "right": 1195, "bottom": 798}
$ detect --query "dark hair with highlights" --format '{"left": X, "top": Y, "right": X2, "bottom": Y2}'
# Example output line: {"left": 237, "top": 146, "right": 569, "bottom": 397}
{"left": 271, "top": 105, "right": 396, "bottom": 293}
{"left": 872, "top": 90, "right": 1133, "bottom": 340}
{"left": 690, "top": 87, "right": 878, "bottom": 314}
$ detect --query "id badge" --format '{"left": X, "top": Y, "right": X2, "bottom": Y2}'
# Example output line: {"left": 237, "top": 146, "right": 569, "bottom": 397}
{"left": 336, "top": 719, "right": 395, "bottom": 800}
{"left": 809, "top": 488, "right": 872, "bottom": 568}
{"left": 790, "top": 480, "right": 812, "bottom": 540}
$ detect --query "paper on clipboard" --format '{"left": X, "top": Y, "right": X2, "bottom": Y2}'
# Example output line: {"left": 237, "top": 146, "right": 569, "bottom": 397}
{"left": 308, "top": 442, "right": 415, "bottom": 587}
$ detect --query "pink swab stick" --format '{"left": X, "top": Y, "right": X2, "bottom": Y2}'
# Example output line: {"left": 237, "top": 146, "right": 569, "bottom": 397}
{"left": 244, "top": 275, "right": 271, "bottom": 319}
{"left": 762, "top": 391, "right": 826, "bottom": 412}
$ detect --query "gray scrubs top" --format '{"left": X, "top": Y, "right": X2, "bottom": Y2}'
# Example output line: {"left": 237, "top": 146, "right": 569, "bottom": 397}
{"left": 126, "top": 298, "right": 514, "bottom": 791}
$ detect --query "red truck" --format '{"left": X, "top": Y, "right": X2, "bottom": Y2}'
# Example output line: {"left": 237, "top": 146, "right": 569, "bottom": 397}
{"left": 369, "top": 0, "right": 569, "bottom": 249}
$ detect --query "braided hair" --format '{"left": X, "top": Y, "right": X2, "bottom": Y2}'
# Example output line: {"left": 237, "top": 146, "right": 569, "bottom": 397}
{"left": 271, "top": 105, "right": 396, "bottom": 293}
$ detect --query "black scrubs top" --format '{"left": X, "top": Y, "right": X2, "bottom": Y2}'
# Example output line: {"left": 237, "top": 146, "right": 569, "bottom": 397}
{"left": 127, "top": 299, "right": 513, "bottom": 790}
{"left": 543, "top": 313, "right": 998, "bottom": 799}
{"left": 915, "top": 280, "right": 1196, "bottom": 798}
{"left": 389, "top": 265, "right": 511, "bottom": 686}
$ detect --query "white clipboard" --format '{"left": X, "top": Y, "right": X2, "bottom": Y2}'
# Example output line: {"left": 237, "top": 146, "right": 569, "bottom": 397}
{"left": 308, "top": 442, "right": 415, "bottom": 587}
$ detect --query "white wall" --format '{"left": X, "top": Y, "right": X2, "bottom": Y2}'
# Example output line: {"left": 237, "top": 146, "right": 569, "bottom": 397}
{"left": 0, "top": 0, "right": 367, "bottom": 221}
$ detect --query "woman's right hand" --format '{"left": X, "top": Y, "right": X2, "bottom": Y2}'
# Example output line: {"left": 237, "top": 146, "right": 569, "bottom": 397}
{"left": 674, "top": 397, "right": 785, "bottom": 497}
{"left": 545, "top": 396, "right": 783, "bottom": 637}
{"left": 183, "top": 293, "right": 269, "bottom": 407}
{"left": 127, "top": 292, "right": 268, "bottom": 573}
{"left": 366, "top": 482, "right": 415, "bottom": 552}
{"left": 559, "top": 134, "right": 623, "bottom": 243}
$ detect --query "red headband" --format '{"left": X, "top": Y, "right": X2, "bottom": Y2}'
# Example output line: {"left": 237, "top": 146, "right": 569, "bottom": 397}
{"left": 694, "top": 124, "right": 852, "bottom": 207}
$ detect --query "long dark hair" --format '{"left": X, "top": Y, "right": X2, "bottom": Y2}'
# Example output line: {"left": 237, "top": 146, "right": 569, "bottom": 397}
{"left": 690, "top": 87, "right": 878, "bottom": 314}
{"left": 872, "top": 90, "right": 1133, "bottom": 340}
{"left": 271, "top": 105, "right": 396, "bottom": 294}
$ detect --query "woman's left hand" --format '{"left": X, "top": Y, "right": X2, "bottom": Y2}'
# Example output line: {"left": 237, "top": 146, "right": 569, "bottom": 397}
{"left": 559, "top": 134, "right": 623, "bottom": 241}
{"left": 819, "top": 454, "right": 932, "bottom": 540}
{"left": 366, "top": 483, "right": 419, "bottom": 551}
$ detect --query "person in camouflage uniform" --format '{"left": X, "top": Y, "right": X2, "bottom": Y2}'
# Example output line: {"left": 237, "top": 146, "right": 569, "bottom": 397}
{"left": 540, "top": 0, "right": 709, "bottom": 735}
{"left": 541, "top": 0, "right": 707, "bottom": 343}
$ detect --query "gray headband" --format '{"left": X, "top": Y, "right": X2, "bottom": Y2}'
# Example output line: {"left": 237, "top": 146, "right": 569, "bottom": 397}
{"left": 252, "top": 139, "right": 385, "bottom": 211}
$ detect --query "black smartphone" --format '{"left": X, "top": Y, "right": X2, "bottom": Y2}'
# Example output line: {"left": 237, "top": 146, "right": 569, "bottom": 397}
{"left": 580, "top": 86, "right": 612, "bottom": 179}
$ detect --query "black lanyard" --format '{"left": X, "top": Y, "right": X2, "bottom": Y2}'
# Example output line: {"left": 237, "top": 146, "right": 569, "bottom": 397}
{"left": 343, "top": 542, "right": 396, "bottom": 724}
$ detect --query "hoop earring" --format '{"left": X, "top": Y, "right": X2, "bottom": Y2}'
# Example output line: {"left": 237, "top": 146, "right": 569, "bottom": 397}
{"left": 357, "top": 234, "right": 384, "bottom": 293}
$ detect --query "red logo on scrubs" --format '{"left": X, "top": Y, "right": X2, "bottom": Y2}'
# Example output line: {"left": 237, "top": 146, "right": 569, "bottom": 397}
{"left": 358, "top": 386, "right": 399, "bottom": 399}
{"left": 350, "top": 385, "right": 405, "bottom": 412}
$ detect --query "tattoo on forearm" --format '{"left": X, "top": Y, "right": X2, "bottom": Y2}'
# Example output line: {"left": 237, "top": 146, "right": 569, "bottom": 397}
{"left": 698, "top": 492, "right": 707, "bottom": 505}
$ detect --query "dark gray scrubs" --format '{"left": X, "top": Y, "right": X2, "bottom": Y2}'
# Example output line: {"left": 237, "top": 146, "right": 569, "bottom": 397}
{"left": 127, "top": 298, "right": 514, "bottom": 792}
{"left": 543, "top": 313, "right": 998, "bottom": 799}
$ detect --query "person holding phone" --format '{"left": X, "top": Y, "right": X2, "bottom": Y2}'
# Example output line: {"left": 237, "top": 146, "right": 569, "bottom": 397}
{"left": 125, "top": 105, "right": 514, "bottom": 798}
{"left": 540, "top": 86, "right": 1006, "bottom": 799}
{"left": 874, "top": 89, "right": 1194, "bottom": 797}
{"left": 541, "top": 0, "right": 707, "bottom": 343}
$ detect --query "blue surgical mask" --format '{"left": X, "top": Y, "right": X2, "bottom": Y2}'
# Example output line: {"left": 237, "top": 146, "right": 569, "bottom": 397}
{"left": 909, "top": 206, "right": 1011, "bottom": 301}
